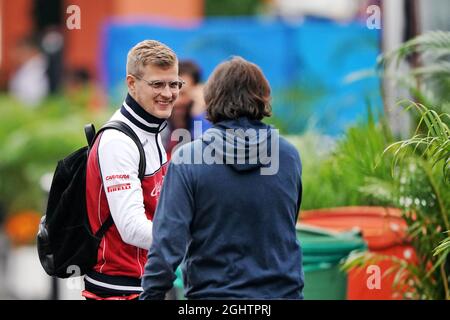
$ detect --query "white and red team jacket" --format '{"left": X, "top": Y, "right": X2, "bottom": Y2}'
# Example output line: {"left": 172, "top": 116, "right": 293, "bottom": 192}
{"left": 85, "top": 94, "right": 168, "bottom": 295}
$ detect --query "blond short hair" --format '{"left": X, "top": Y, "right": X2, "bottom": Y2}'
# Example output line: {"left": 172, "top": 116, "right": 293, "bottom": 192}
{"left": 126, "top": 40, "right": 177, "bottom": 77}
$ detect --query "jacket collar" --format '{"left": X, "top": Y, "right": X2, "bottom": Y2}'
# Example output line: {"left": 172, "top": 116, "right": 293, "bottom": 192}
{"left": 120, "top": 94, "right": 166, "bottom": 134}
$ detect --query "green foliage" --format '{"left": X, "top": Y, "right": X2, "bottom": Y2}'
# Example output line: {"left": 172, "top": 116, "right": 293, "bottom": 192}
{"left": 382, "top": 102, "right": 450, "bottom": 299}
{"left": 286, "top": 132, "right": 337, "bottom": 209}
{"left": 287, "top": 31, "right": 450, "bottom": 299}
{"left": 0, "top": 95, "right": 110, "bottom": 215}
{"left": 289, "top": 109, "right": 394, "bottom": 210}
{"left": 387, "top": 101, "right": 450, "bottom": 182}
{"left": 339, "top": 31, "right": 450, "bottom": 300}
{"left": 380, "top": 31, "right": 450, "bottom": 68}
{"left": 294, "top": 101, "right": 449, "bottom": 298}
{"left": 342, "top": 148, "right": 450, "bottom": 299}
{"left": 205, "top": 0, "right": 265, "bottom": 16}
{"left": 434, "top": 231, "right": 450, "bottom": 260}
{"left": 379, "top": 31, "right": 450, "bottom": 116}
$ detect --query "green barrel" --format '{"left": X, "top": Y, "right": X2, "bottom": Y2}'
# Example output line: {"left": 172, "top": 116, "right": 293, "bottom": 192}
{"left": 297, "top": 224, "right": 367, "bottom": 299}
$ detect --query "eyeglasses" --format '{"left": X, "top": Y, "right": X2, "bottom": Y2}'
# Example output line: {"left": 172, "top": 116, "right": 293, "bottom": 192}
{"left": 132, "top": 74, "right": 185, "bottom": 92}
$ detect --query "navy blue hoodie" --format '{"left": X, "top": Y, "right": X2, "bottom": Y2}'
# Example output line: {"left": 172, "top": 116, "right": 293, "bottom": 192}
{"left": 141, "top": 117, "right": 304, "bottom": 299}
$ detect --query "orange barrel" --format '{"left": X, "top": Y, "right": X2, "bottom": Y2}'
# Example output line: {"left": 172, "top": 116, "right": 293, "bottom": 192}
{"left": 299, "top": 206, "right": 416, "bottom": 299}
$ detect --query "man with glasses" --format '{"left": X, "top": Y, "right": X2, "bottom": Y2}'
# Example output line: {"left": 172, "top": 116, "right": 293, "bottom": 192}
{"left": 83, "top": 40, "right": 182, "bottom": 299}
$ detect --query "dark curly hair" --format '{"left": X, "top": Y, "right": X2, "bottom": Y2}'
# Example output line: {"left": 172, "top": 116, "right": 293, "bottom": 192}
{"left": 205, "top": 56, "right": 272, "bottom": 124}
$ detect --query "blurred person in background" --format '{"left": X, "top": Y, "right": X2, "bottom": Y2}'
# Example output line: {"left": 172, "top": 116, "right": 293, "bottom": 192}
{"left": 141, "top": 56, "right": 304, "bottom": 299}
{"left": 84, "top": 40, "right": 182, "bottom": 300}
{"left": 33, "top": 0, "right": 64, "bottom": 94}
{"left": 180, "top": 60, "right": 212, "bottom": 133}
{"left": 162, "top": 60, "right": 212, "bottom": 157}
{"left": 8, "top": 36, "right": 49, "bottom": 107}
{"left": 64, "top": 68, "right": 107, "bottom": 111}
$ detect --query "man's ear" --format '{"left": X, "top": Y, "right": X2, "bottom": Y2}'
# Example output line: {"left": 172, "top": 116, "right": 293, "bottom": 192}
{"left": 126, "top": 74, "right": 136, "bottom": 93}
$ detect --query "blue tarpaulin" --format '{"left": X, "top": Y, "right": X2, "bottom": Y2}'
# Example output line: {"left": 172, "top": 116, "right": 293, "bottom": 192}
{"left": 102, "top": 17, "right": 381, "bottom": 135}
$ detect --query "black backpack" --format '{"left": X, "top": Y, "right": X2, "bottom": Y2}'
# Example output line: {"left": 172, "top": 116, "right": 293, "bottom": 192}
{"left": 37, "top": 120, "right": 146, "bottom": 278}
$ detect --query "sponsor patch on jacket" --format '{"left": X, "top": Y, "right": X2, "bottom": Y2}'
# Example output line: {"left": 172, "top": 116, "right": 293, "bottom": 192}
{"left": 107, "top": 183, "right": 131, "bottom": 193}
{"left": 150, "top": 180, "right": 163, "bottom": 197}
{"left": 106, "top": 174, "right": 130, "bottom": 180}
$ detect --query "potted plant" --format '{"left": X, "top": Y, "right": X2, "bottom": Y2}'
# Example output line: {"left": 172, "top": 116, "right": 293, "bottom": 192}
{"left": 343, "top": 31, "right": 450, "bottom": 300}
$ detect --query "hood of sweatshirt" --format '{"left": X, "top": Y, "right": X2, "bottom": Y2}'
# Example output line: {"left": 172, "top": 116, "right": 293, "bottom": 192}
{"left": 201, "top": 117, "right": 276, "bottom": 172}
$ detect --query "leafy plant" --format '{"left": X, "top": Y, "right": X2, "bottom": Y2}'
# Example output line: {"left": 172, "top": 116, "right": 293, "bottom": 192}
{"left": 386, "top": 102, "right": 450, "bottom": 299}
{"left": 387, "top": 101, "right": 450, "bottom": 182}
{"left": 0, "top": 95, "right": 109, "bottom": 217}
{"left": 290, "top": 108, "right": 395, "bottom": 210}
{"left": 434, "top": 232, "right": 450, "bottom": 265}
{"left": 379, "top": 31, "right": 450, "bottom": 116}
{"left": 342, "top": 103, "right": 450, "bottom": 300}
{"left": 339, "top": 29, "right": 450, "bottom": 300}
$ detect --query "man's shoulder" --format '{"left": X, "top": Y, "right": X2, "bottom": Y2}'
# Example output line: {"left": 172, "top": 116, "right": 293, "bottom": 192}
{"left": 100, "top": 127, "right": 137, "bottom": 142}
{"left": 97, "top": 129, "right": 140, "bottom": 155}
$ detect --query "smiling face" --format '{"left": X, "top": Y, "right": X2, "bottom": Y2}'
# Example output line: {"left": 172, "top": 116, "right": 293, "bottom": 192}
{"left": 127, "top": 63, "right": 180, "bottom": 119}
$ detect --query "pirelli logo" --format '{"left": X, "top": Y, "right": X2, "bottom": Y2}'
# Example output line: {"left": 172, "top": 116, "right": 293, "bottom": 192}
{"left": 107, "top": 183, "right": 131, "bottom": 193}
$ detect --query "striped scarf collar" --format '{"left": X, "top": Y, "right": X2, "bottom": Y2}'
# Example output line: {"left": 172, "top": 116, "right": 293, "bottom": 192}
{"left": 120, "top": 94, "right": 166, "bottom": 134}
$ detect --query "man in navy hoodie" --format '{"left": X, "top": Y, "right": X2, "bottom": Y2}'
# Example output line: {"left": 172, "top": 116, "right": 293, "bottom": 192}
{"left": 141, "top": 56, "right": 304, "bottom": 299}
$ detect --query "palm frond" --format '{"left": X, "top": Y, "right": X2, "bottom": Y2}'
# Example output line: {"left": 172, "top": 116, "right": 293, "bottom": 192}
{"left": 410, "top": 62, "right": 450, "bottom": 78}
{"left": 378, "top": 31, "right": 450, "bottom": 111}
{"left": 433, "top": 232, "right": 450, "bottom": 257}
{"left": 385, "top": 102, "right": 450, "bottom": 181}
{"left": 379, "top": 31, "right": 450, "bottom": 68}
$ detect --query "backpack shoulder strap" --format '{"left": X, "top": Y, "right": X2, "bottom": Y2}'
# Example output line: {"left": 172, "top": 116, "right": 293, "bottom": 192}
{"left": 95, "top": 120, "right": 147, "bottom": 180}
{"left": 84, "top": 124, "right": 96, "bottom": 147}
{"left": 91, "top": 120, "right": 147, "bottom": 239}
{"left": 95, "top": 215, "right": 114, "bottom": 239}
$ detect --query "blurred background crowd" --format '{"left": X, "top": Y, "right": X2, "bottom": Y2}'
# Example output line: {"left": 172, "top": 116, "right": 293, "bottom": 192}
{"left": 0, "top": 0, "right": 449, "bottom": 300}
